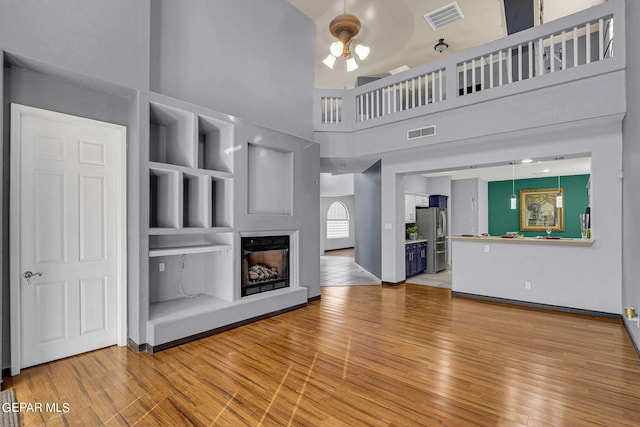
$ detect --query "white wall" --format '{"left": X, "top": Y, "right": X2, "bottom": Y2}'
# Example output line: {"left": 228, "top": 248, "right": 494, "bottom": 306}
{"left": 452, "top": 239, "right": 617, "bottom": 313}
{"left": 451, "top": 178, "right": 488, "bottom": 236}
{"left": 403, "top": 174, "right": 429, "bottom": 194}
{"left": 149, "top": 0, "right": 314, "bottom": 140}
{"left": 451, "top": 179, "right": 478, "bottom": 235}
{"left": 0, "top": 0, "right": 150, "bottom": 90}
{"left": 478, "top": 179, "right": 489, "bottom": 234}
{"left": 622, "top": 0, "right": 640, "bottom": 348}
{"left": 321, "top": 71, "right": 625, "bottom": 159}
{"left": 320, "top": 196, "right": 355, "bottom": 253}
{"left": 379, "top": 117, "right": 623, "bottom": 315}
{"left": 320, "top": 173, "right": 354, "bottom": 196}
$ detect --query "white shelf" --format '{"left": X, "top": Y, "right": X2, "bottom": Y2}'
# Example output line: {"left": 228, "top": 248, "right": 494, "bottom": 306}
{"left": 149, "top": 244, "right": 231, "bottom": 257}
{"left": 149, "top": 294, "right": 232, "bottom": 323}
{"left": 149, "top": 226, "right": 233, "bottom": 235}
{"left": 149, "top": 161, "right": 233, "bottom": 179}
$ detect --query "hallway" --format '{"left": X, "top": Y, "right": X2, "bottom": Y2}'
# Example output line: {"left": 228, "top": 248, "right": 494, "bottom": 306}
{"left": 321, "top": 248, "right": 452, "bottom": 288}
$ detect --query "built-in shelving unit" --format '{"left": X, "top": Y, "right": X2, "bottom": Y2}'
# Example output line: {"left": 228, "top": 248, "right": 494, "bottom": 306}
{"left": 149, "top": 244, "right": 232, "bottom": 257}
{"left": 141, "top": 95, "right": 309, "bottom": 352}
{"left": 146, "top": 97, "right": 237, "bottom": 349}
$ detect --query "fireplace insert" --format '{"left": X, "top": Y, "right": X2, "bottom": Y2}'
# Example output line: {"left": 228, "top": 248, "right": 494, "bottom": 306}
{"left": 241, "top": 235, "right": 289, "bottom": 297}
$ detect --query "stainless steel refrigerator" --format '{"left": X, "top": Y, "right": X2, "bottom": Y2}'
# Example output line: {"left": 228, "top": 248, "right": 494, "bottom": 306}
{"left": 416, "top": 207, "right": 447, "bottom": 273}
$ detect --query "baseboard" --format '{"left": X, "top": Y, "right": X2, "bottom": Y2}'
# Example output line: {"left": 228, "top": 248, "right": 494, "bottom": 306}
{"left": 1, "top": 368, "right": 10, "bottom": 390}
{"left": 622, "top": 318, "right": 640, "bottom": 359}
{"left": 127, "top": 339, "right": 147, "bottom": 353}
{"left": 452, "top": 291, "right": 619, "bottom": 318}
{"left": 308, "top": 295, "right": 321, "bottom": 302}
{"left": 382, "top": 280, "right": 406, "bottom": 286}
{"left": 146, "top": 302, "right": 308, "bottom": 354}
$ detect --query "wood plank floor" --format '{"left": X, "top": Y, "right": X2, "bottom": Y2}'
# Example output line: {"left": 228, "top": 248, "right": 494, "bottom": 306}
{"left": 8, "top": 285, "right": 640, "bottom": 426}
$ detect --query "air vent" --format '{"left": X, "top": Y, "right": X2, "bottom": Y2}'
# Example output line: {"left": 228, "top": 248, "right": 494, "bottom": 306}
{"left": 424, "top": 2, "right": 464, "bottom": 31}
{"left": 407, "top": 126, "right": 436, "bottom": 140}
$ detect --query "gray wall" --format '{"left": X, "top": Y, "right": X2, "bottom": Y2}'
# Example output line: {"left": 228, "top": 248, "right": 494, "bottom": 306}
{"left": 149, "top": 0, "right": 315, "bottom": 140}
{"left": 321, "top": 196, "right": 356, "bottom": 253}
{"left": 0, "top": 0, "right": 319, "bottom": 354}
{"left": 450, "top": 178, "right": 488, "bottom": 236}
{"left": 622, "top": 0, "right": 640, "bottom": 349}
{"left": 0, "top": 0, "right": 150, "bottom": 90}
{"left": 2, "top": 65, "right": 137, "bottom": 369}
{"left": 403, "top": 174, "right": 429, "bottom": 194}
{"left": 234, "top": 122, "right": 321, "bottom": 299}
{"left": 354, "top": 161, "right": 382, "bottom": 279}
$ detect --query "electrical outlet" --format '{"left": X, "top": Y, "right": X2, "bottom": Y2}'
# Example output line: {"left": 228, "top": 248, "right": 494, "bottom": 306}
{"left": 525, "top": 281, "right": 531, "bottom": 290}
{"left": 159, "top": 263, "right": 165, "bottom": 272}
{"left": 484, "top": 245, "right": 490, "bottom": 253}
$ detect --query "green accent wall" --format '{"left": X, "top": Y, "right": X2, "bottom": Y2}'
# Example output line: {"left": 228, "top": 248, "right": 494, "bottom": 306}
{"left": 488, "top": 174, "right": 590, "bottom": 238}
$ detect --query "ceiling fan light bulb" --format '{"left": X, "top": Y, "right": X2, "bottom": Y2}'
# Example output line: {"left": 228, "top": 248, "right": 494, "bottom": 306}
{"left": 330, "top": 41, "right": 344, "bottom": 57}
{"left": 354, "top": 44, "right": 370, "bottom": 60}
{"left": 346, "top": 57, "right": 359, "bottom": 72}
{"left": 322, "top": 54, "right": 337, "bottom": 69}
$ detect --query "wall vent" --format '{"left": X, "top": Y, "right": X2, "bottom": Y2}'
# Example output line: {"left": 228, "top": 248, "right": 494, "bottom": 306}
{"left": 407, "top": 125, "right": 436, "bottom": 140}
{"left": 424, "top": 2, "right": 464, "bottom": 31}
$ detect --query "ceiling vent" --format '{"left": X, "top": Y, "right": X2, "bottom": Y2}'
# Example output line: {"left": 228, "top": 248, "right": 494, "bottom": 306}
{"left": 407, "top": 125, "right": 436, "bottom": 140}
{"left": 424, "top": 2, "right": 464, "bottom": 31}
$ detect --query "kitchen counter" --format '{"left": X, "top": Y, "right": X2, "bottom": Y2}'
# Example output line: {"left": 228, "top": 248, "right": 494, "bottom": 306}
{"left": 450, "top": 235, "right": 593, "bottom": 247}
{"left": 405, "top": 239, "right": 428, "bottom": 244}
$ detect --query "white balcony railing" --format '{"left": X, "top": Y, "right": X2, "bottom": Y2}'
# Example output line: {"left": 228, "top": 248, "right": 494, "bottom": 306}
{"left": 314, "top": 0, "right": 624, "bottom": 132}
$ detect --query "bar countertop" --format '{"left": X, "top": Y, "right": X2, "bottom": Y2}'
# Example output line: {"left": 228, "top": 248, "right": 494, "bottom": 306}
{"left": 450, "top": 235, "right": 593, "bottom": 247}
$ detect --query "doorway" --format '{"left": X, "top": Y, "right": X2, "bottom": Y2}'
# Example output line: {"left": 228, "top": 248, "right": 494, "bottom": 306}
{"left": 10, "top": 104, "right": 127, "bottom": 374}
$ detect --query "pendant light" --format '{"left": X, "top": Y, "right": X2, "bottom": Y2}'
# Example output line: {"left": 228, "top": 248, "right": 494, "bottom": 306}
{"left": 556, "top": 175, "right": 563, "bottom": 208}
{"left": 510, "top": 162, "right": 517, "bottom": 209}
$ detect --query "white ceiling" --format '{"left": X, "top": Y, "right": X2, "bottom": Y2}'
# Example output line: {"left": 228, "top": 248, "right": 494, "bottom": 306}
{"left": 287, "top": 0, "right": 607, "bottom": 89}
{"left": 420, "top": 156, "right": 591, "bottom": 182}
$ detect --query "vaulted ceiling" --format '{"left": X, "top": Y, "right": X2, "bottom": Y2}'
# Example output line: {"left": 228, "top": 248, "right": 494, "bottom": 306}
{"left": 287, "top": 0, "right": 607, "bottom": 89}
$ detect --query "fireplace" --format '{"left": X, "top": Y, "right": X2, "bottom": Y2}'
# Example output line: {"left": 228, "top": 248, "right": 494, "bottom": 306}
{"left": 241, "top": 235, "right": 290, "bottom": 297}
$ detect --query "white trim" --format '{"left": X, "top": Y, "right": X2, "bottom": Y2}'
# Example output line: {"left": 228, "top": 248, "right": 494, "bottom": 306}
{"left": 9, "top": 104, "right": 127, "bottom": 375}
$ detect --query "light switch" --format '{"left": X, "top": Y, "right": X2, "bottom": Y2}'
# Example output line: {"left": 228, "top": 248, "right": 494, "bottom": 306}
{"left": 159, "top": 262, "right": 165, "bottom": 272}
{"left": 484, "top": 245, "right": 490, "bottom": 253}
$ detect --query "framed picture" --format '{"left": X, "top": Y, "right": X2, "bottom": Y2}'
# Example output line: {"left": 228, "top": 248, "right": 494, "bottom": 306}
{"left": 520, "top": 188, "right": 564, "bottom": 231}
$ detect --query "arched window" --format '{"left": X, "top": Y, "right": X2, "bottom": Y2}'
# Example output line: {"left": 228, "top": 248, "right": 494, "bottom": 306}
{"left": 327, "top": 202, "right": 350, "bottom": 239}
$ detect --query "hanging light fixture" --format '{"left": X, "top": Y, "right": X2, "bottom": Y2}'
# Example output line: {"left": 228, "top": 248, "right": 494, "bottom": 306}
{"left": 511, "top": 162, "right": 517, "bottom": 210}
{"left": 556, "top": 175, "right": 563, "bottom": 208}
{"left": 323, "top": 0, "right": 370, "bottom": 72}
{"left": 434, "top": 38, "right": 449, "bottom": 53}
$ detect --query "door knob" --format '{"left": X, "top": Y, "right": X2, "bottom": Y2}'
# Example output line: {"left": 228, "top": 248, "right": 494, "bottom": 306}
{"left": 23, "top": 271, "right": 43, "bottom": 279}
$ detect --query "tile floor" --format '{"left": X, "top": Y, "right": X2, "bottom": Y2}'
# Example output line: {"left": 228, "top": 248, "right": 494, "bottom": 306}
{"left": 320, "top": 248, "right": 452, "bottom": 288}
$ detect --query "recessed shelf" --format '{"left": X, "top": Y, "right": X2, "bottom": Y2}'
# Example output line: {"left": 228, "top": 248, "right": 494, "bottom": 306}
{"left": 149, "top": 226, "right": 233, "bottom": 235}
{"left": 149, "top": 167, "right": 180, "bottom": 229}
{"left": 149, "top": 294, "right": 231, "bottom": 322}
{"left": 149, "top": 102, "right": 196, "bottom": 168}
{"left": 149, "top": 244, "right": 231, "bottom": 257}
{"left": 198, "top": 114, "right": 234, "bottom": 174}
{"left": 149, "top": 162, "right": 233, "bottom": 180}
{"left": 183, "top": 173, "right": 208, "bottom": 228}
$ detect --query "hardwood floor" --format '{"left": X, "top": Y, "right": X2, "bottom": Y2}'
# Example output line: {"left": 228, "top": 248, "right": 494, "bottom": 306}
{"left": 8, "top": 285, "right": 640, "bottom": 426}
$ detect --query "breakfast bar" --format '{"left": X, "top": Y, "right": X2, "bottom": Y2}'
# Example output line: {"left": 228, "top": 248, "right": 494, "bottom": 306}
{"left": 449, "top": 235, "right": 619, "bottom": 314}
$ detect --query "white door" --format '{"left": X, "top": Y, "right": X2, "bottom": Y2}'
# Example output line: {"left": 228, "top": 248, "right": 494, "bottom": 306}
{"left": 10, "top": 104, "right": 127, "bottom": 374}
